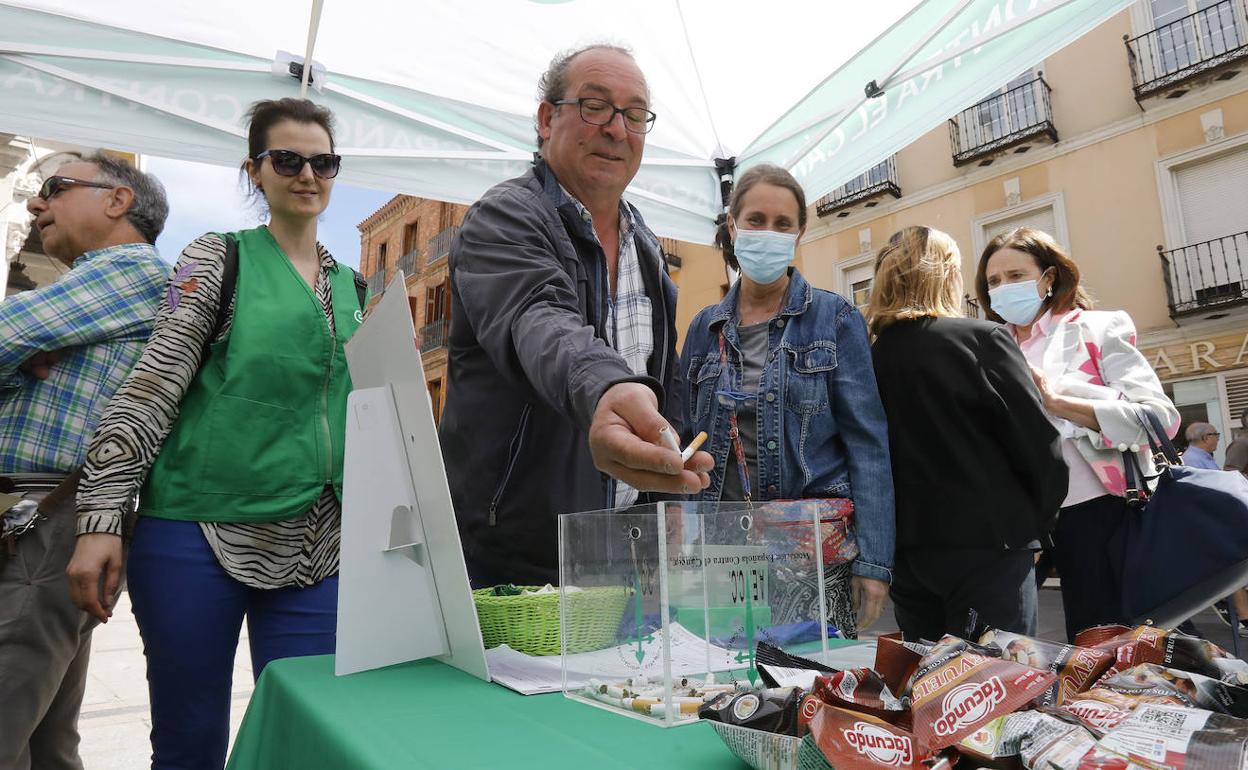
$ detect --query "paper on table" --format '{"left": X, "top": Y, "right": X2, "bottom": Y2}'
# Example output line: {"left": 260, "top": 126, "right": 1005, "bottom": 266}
{"left": 485, "top": 624, "right": 871, "bottom": 696}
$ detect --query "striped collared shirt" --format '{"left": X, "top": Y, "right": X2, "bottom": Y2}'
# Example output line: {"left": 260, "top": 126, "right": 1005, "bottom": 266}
{"left": 0, "top": 242, "right": 169, "bottom": 473}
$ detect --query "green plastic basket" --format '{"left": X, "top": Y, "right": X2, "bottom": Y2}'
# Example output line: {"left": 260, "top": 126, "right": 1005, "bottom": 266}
{"left": 472, "top": 586, "right": 629, "bottom": 656}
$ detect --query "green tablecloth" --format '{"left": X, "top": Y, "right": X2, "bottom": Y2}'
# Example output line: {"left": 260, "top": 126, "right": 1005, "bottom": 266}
{"left": 225, "top": 644, "right": 859, "bottom": 770}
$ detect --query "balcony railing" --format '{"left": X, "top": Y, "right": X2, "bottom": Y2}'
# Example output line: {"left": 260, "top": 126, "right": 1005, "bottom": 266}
{"left": 396, "top": 248, "right": 421, "bottom": 279}
{"left": 420, "top": 318, "right": 450, "bottom": 353}
{"left": 1159, "top": 230, "right": 1248, "bottom": 316}
{"left": 964, "top": 294, "right": 982, "bottom": 319}
{"left": 948, "top": 76, "right": 1057, "bottom": 166}
{"left": 366, "top": 268, "right": 387, "bottom": 297}
{"left": 426, "top": 225, "right": 460, "bottom": 266}
{"left": 816, "top": 156, "right": 902, "bottom": 218}
{"left": 1125, "top": 0, "right": 1248, "bottom": 99}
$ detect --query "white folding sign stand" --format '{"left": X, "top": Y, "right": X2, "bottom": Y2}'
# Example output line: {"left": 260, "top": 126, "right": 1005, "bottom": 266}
{"left": 336, "top": 272, "right": 489, "bottom": 681}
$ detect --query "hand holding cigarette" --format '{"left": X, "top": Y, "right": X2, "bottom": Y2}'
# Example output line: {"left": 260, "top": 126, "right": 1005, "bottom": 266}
{"left": 588, "top": 383, "right": 713, "bottom": 495}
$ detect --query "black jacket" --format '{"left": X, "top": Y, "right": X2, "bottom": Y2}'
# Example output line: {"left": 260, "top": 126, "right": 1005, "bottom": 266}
{"left": 870, "top": 317, "right": 1067, "bottom": 550}
{"left": 438, "top": 160, "right": 683, "bottom": 584}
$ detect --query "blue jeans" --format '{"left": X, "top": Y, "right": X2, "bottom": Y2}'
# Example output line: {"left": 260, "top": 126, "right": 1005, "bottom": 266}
{"left": 127, "top": 517, "right": 338, "bottom": 770}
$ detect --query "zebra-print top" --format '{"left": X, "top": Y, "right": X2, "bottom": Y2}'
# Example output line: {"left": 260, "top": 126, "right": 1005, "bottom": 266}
{"left": 77, "top": 231, "right": 340, "bottom": 589}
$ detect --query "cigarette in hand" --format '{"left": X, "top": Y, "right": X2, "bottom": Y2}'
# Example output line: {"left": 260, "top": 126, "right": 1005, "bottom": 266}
{"left": 681, "top": 431, "right": 708, "bottom": 463}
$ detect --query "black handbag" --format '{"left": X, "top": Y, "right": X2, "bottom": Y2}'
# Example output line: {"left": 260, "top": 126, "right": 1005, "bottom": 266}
{"left": 1118, "top": 408, "right": 1248, "bottom": 627}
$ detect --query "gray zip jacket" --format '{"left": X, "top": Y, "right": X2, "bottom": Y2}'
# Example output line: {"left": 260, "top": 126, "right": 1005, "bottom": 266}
{"left": 439, "top": 159, "right": 684, "bottom": 584}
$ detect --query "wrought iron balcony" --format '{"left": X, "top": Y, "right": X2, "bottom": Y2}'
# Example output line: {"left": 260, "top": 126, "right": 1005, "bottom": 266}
{"left": 420, "top": 318, "right": 450, "bottom": 353}
{"left": 816, "top": 156, "right": 901, "bottom": 218}
{"left": 366, "top": 268, "right": 387, "bottom": 297}
{"left": 964, "top": 294, "right": 982, "bottom": 319}
{"left": 426, "top": 225, "right": 460, "bottom": 266}
{"left": 396, "top": 248, "right": 421, "bottom": 279}
{"left": 1125, "top": 0, "right": 1248, "bottom": 99}
{"left": 948, "top": 76, "right": 1057, "bottom": 166}
{"left": 1159, "top": 230, "right": 1248, "bottom": 316}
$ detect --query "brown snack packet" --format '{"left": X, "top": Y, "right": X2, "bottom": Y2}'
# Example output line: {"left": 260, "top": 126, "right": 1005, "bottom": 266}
{"left": 979, "top": 627, "right": 1115, "bottom": 706}
{"left": 805, "top": 700, "right": 934, "bottom": 770}
{"left": 908, "top": 647, "right": 1056, "bottom": 750}
{"left": 1074, "top": 625, "right": 1248, "bottom": 686}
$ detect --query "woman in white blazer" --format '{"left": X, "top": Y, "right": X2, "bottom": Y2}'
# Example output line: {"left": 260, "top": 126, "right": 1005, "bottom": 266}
{"left": 975, "top": 227, "right": 1179, "bottom": 641}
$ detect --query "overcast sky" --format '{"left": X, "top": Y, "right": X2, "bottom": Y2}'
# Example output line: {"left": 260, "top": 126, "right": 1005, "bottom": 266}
{"left": 146, "top": 155, "right": 393, "bottom": 269}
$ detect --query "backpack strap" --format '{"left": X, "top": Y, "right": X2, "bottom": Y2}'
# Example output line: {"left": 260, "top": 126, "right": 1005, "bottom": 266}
{"left": 203, "top": 232, "right": 239, "bottom": 359}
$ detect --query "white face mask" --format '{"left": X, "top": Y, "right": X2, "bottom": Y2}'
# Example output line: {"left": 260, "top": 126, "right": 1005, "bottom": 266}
{"left": 988, "top": 279, "right": 1046, "bottom": 326}
{"left": 734, "top": 228, "right": 797, "bottom": 284}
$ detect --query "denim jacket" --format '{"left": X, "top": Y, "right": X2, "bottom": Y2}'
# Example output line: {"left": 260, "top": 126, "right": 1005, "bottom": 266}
{"left": 680, "top": 268, "right": 896, "bottom": 582}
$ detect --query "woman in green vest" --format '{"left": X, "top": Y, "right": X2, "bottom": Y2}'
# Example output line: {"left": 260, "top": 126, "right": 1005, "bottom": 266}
{"left": 68, "top": 98, "right": 366, "bottom": 770}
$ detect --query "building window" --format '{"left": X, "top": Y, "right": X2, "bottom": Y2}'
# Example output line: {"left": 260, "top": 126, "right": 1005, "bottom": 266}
{"left": 425, "top": 279, "right": 450, "bottom": 324}
{"left": 972, "top": 192, "right": 1069, "bottom": 260}
{"left": 428, "top": 378, "right": 443, "bottom": 424}
{"left": 403, "top": 222, "right": 419, "bottom": 255}
{"left": 378, "top": 242, "right": 388, "bottom": 273}
{"left": 839, "top": 256, "right": 877, "bottom": 315}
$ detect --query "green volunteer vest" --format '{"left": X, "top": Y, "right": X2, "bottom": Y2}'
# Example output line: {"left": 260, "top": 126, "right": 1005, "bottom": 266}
{"left": 140, "top": 227, "right": 363, "bottom": 523}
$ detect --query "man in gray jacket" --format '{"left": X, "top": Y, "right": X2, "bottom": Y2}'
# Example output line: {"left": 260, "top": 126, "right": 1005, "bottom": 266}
{"left": 440, "top": 44, "right": 711, "bottom": 585}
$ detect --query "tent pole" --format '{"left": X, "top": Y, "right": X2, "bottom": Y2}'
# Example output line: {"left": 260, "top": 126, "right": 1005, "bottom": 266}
{"left": 300, "top": 0, "right": 324, "bottom": 98}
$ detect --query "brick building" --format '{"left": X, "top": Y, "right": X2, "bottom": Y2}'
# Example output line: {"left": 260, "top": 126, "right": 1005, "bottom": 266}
{"left": 357, "top": 196, "right": 466, "bottom": 423}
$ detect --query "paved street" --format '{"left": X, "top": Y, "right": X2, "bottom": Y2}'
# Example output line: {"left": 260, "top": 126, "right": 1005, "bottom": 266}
{"left": 79, "top": 583, "right": 1248, "bottom": 768}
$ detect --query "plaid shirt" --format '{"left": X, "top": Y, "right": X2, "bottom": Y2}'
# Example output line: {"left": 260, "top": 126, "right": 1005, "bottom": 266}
{"left": 560, "top": 188, "right": 654, "bottom": 507}
{"left": 0, "top": 242, "right": 169, "bottom": 473}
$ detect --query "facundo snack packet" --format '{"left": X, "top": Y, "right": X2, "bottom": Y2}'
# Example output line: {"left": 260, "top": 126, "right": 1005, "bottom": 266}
{"left": 1074, "top": 625, "right": 1248, "bottom": 685}
{"left": 1081, "top": 704, "right": 1248, "bottom": 770}
{"left": 698, "top": 686, "right": 804, "bottom": 736}
{"left": 906, "top": 644, "right": 1057, "bottom": 749}
{"left": 1065, "top": 663, "right": 1248, "bottom": 727}
{"left": 979, "top": 626, "right": 1115, "bottom": 706}
{"left": 1013, "top": 710, "right": 1100, "bottom": 770}
{"left": 803, "top": 700, "right": 933, "bottom": 770}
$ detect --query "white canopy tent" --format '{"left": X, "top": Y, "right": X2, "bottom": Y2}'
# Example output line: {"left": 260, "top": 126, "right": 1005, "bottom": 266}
{"left": 1, "top": 0, "right": 1133, "bottom": 243}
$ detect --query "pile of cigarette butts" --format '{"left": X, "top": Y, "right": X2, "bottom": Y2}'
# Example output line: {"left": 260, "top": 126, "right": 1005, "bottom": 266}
{"left": 692, "top": 622, "right": 1248, "bottom": 770}
{"left": 581, "top": 676, "right": 739, "bottom": 719}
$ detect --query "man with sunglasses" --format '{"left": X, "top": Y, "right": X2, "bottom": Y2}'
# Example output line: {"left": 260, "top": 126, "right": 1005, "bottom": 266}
{"left": 0, "top": 152, "right": 169, "bottom": 770}
{"left": 440, "top": 44, "right": 712, "bottom": 587}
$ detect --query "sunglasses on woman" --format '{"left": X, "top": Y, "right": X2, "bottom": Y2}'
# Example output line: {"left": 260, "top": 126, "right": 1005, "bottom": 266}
{"left": 37, "top": 176, "right": 117, "bottom": 200}
{"left": 253, "top": 149, "right": 342, "bottom": 179}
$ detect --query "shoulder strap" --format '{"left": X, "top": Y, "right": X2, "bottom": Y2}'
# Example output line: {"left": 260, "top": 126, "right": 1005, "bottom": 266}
{"left": 351, "top": 268, "right": 367, "bottom": 310}
{"left": 206, "top": 233, "right": 239, "bottom": 356}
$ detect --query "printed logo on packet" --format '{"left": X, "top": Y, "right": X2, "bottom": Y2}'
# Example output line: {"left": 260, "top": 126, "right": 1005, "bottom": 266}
{"left": 842, "top": 721, "right": 913, "bottom": 767}
{"left": 934, "top": 677, "right": 1006, "bottom": 736}
{"left": 1063, "top": 699, "right": 1129, "bottom": 730}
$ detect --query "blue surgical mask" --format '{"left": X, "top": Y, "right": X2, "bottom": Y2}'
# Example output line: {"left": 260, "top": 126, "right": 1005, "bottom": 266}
{"left": 734, "top": 228, "right": 797, "bottom": 285}
{"left": 988, "top": 279, "right": 1045, "bottom": 326}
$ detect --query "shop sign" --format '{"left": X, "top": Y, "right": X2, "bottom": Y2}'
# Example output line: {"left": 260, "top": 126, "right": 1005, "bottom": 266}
{"left": 1141, "top": 331, "right": 1248, "bottom": 378}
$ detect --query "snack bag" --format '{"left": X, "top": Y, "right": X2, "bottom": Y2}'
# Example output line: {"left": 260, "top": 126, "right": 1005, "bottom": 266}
{"left": 1074, "top": 625, "right": 1248, "bottom": 686}
{"left": 1082, "top": 704, "right": 1248, "bottom": 770}
{"left": 804, "top": 700, "right": 932, "bottom": 770}
{"left": 698, "top": 686, "right": 804, "bottom": 736}
{"left": 979, "top": 626, "right": 1115, "bottom": 706}
{"left": 907, "top": 647, "right": 1056, "bottom": 749}
{"left": 810, "top": 668, "right": 907, "bottom": 722}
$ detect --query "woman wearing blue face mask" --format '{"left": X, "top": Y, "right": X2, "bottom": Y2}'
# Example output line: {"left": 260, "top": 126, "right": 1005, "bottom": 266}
{"left": 679, "top": 164, "right": 896, "bottom": 638}
{"left": 976, "top": 227, "right": 1179, "bottom": 641}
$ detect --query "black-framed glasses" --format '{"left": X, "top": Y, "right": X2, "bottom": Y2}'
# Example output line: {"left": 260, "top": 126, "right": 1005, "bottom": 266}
{"left": 37, "top": 176, "right": 116, "bottom": 200}
{"left": 253, "top": 149, "right": 342, "bottom": 179}
{"left": 551, "top": 97, "right": 657, "bottom": 134}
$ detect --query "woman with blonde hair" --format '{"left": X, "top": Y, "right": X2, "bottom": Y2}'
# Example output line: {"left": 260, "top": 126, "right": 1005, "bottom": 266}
{"left": 870, "top": 226, "right": 1066, "bottom": 641}
{"left": 977, "top": 227, "right": 1178, "bottom": 641}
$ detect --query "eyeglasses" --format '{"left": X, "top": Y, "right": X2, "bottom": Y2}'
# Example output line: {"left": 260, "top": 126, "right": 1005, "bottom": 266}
{"left": 253, "top": 149, "right": 342, "bottom": 179}
{"left": 37, "top": 176, "right": 116, "bottom": 200}
{"left": 551, "top": 97, "right": 657, "bottom": 134}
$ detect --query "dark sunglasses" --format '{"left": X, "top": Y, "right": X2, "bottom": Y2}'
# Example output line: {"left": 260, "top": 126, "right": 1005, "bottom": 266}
{"left": 253, "top": 149, "right": 342, "bottom": 179}
{"left": 38, "top": 176, "right": 116, "bottom": 200}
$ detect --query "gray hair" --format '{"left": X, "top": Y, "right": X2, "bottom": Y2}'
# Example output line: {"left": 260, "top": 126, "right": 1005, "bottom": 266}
{"left": 1185, "top": 422, "right": 1218, "bottom": 442}
{"left": 534, "top": 43, "right": 645, "bottom": 148}
{"left": 81, "top": 152, "right": 169, "bottom": 245}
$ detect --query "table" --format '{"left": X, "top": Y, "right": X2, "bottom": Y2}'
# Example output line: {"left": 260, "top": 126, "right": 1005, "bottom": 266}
{"left": 226, "top": 642, "right": 861, "bottom": 770}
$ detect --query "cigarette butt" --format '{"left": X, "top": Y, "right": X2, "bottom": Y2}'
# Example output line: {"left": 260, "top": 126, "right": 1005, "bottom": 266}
{"left": 649, "top": 701, "right": 702, "bottom": 716}
{"left": 681, "top": 431, "right": 708, "bottom": 462}
{"left": 628, "top": 698, "right": 660, "bottom": 713}
{"left": 658, "top": 427, "right": 681, "bottom": 454}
